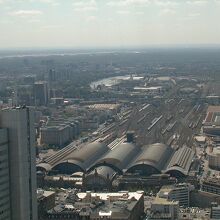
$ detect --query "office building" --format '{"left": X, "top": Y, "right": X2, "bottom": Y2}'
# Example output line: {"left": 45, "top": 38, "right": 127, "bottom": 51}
{"left": 201, "top": 177, "right": 220, "bottom": 195}
{"left": 34, "top": 81, "right": 49, "bottom": 106}
{"left": 150, "top": 196, "right": 179, "bottom": 220}
{"left": 158, "top": 183, "right": 194, "bottom": 207}
{"left": 0, "top": 107, "right": 38, "bottom": 220}
{"left": 0, "top": 128, "right": 11, "bottom": 220}
{"left": 211, "top": 202, "right": 220, "bottom": 219}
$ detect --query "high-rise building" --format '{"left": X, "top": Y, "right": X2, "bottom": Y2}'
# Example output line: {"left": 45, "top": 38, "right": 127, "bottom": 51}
{"left": 34, "top": 81, "right": 49, "bottom": 106}
{"left": 0, "top": 107, "right": 38, "bottom": 220}
{"left": 0, "top": 128, "right": 11, "bottom": 220}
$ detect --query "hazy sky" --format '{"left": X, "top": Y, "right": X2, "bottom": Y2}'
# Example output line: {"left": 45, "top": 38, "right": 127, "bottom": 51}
{"left": 0, "top": 0, "right": 220, "bottom": 48}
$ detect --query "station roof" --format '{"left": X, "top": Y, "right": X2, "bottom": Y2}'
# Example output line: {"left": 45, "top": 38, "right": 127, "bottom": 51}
{"left": 52, "top": 142, "right": 109, "bottom": 171}
{"left": 94, "top": 142, "right": 140, "bottom": 172}
{"left": 165, "top": 146, "right": 194, "bottom": 176}
{"left": 127, "top": 143, "right": 174, "bottom": 172}
{"left": 86, "top": 166, "right": 117, "bottom": 181}
{"left": 36, "top": 163, "right": 52, "bottom": 172}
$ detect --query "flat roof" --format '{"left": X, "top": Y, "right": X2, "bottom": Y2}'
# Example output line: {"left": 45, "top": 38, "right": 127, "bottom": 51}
{"left": 152, "top": 196, "right": 179, "bottom": 205}
{"left": 77, "top": 191, "right": 143, "bottom": 201}
{"left": 207, "top": 106, "right": 220, "bottom": 113}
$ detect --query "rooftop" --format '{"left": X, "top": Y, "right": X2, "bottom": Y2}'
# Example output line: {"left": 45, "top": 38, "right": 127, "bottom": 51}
{"left": 207, "top": 106, "right": 220, "bottom": 113}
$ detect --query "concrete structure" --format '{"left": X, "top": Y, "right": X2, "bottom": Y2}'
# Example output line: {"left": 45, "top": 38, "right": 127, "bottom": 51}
{"left": 208, "top": 147, "right": 220, "bottom": 170}
{"left": 0, "top": 128, "right": 11, "bottom": 220}
{"left": 34, "top": 81, "right": 48, "bottom": 106}
{"left": 0, "top": 107, "right": 38, "bottom": 220}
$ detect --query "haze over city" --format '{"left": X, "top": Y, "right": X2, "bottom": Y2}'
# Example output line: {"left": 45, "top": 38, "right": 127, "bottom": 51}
{"left": 1, "top": 1, "right": 220, "bottom": 220}
{"left": 0, "top": 0, "right": 220, "bottom": 48}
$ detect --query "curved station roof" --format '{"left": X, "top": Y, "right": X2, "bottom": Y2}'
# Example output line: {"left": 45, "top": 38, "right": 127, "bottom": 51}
{"left": 91, "top": 142, "right": 141, "bottom": 173}
{"left": 127, "top": 143, "right": 174, "bottom": 175}
{"left": 165, "top": 146, "right": 194, "bottom": 177}
{"left": 37, "top": 140, "right": 195, "bottom": 178}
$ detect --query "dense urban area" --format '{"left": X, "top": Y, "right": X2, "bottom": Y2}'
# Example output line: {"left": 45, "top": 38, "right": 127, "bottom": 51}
{"left": 1, "top": 48, "right": 220, "bottom": 220}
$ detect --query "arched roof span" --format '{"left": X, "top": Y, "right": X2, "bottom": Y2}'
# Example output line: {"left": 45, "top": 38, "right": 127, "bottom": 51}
{"left": 36, "top": 163, "right": 52, "bottom": 172}
{"left": 90, "top": 142, "right": 140, "bottom": 172}
{"left": 165, "top": 146, "right": 194, "bottom": 177}
{"left": 51, "top": 141, "right": 109, "bottom": 174}
{"left": 127, "top": 143, "right": 174, "bottom": 172}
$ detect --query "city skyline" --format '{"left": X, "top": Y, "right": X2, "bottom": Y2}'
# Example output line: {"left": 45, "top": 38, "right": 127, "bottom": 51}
{"left": 0, "top": 0, "right": 220, "bottom": 48}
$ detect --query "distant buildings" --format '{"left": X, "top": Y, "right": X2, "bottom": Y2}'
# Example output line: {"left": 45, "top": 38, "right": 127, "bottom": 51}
{"left": 0, "top": 107, "right": 38, "bottom": 220}
{"left": 40, "top": 120, "right": 80, "bottom": 147}
{"left": 34, "top": 81, "right": 49, "bottom": 106}
{"left": 40, "top": 125, "right": 73, "bottom": 147}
